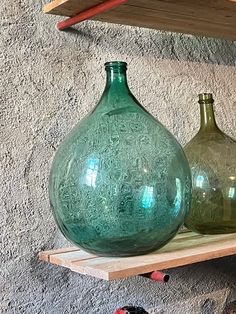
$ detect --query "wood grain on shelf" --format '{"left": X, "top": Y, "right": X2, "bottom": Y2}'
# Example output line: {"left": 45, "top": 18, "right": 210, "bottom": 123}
{"left": 39, "top": 232, "right": 236, "bottom": 280}
{"left": 43, "top": 0, "right": 236, "bottom": 40}
{"left": 43, "top": 0, "right": 100, "bottom": 16}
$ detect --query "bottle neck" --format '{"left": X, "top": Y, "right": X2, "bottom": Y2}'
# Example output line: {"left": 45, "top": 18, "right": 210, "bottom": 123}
{"left": 93, "top": 62, "right": 145, "bottom": 115}
{"left": 94, "top": 63, "right": 136, "bottom": 113}
{"left": 105, "top": 68, "right": 130, "bottom": 94}
{"left": 199, "top": 102, "right": 218, "bottom": 132}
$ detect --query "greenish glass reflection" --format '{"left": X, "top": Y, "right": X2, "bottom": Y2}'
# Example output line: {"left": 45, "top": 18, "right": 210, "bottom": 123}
{"left": 184, "top": 93, "right": 236, "bottom": 234}
{"left": 49, "top": 61, "right": 191, "bottom": 256}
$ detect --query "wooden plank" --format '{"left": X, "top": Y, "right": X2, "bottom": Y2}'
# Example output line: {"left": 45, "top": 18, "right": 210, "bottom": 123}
{"left": 43, "top": 0, "right": 102, "bottom": 16}
{"left": 43, "top": 0, "right": 236, "bottom": 40}
{"left": 80, "top": 237, "right": 236, "bottom": 280}
{"left": 38, "top": 246, "right": 78, "bottom": 262}
{"left": 39, "top": 232, "right": 236, "bottom": 280}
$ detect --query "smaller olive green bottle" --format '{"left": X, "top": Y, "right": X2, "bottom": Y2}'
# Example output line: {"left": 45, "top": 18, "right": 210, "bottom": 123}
{"left": 184, "top": 93, "right": 236, "bottom": 234}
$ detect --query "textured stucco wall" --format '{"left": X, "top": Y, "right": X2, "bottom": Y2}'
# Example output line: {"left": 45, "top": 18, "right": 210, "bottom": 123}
{"left": 1, "top": 1, "right": 236, "bottom": 313}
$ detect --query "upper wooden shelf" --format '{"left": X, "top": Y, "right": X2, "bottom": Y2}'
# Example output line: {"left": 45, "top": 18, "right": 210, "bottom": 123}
{"left": 39, "top": 231, "right": 236, "bottom": 281}
{"left": 43, "top": 0, "right": 236, "bottom": 40}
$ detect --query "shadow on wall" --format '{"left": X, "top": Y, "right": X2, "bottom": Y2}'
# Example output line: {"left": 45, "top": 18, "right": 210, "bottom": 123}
{"left": 60, "top": 20, "right": 236, "bottom": 66}
{"left": 223, "top": 302, "right": 236, "bottom": 314}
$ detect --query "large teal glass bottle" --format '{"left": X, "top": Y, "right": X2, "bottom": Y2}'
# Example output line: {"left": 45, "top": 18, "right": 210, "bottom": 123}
{"left": 49, "top": 61, "right": 191, "bottom": 256}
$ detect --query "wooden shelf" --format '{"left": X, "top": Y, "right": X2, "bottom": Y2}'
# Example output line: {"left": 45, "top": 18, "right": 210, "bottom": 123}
{"left": 43, "top": 0, "right": 236, "bottom": 40}
{"left": 39, "top": 232, "right": 236, "bottom": 281}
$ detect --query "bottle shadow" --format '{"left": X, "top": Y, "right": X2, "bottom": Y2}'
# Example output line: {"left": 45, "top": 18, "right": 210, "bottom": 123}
{"left": 62, "top": 20, "right": 236, "bottom": 66}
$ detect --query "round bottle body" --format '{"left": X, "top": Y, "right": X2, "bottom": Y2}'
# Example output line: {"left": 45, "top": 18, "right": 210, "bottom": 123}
{"left": 49, "top": 62, "right": 192, "bottom": 256}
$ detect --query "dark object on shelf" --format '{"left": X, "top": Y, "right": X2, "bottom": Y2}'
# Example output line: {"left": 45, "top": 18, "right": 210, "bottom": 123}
{"left": 184, "top": 93, "right": 236, "bottom": 235}
{"left": 49, "top": 61, "right": 191, "bottom": 257}
{"left": 114, "top": 306, "right": 149, "bottom": 314}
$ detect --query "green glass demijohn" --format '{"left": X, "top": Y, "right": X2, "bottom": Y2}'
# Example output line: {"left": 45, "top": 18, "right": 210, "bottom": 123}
{"left": 49, "top": 61, "right": 192, "bottom": 256}
{"left": 184, "top": 93, "right": 236, "bottom": 234}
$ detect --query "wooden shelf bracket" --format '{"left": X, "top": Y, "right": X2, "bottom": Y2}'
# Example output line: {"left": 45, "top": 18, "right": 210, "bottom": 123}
{"left": 55, "top": 0, "right": 128, "bottom": 31}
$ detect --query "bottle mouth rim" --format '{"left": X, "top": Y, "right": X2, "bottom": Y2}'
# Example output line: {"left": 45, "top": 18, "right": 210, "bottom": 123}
{"left": 198, "top": 93, "right": 214, "bottom": 104}
{"left": 105, "top": 61, "right": 127, "bottom": 69}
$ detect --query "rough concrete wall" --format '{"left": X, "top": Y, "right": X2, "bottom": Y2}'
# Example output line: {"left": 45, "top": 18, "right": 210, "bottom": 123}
{"left": 1, "top": 0, "right": 236, "bottom": 313}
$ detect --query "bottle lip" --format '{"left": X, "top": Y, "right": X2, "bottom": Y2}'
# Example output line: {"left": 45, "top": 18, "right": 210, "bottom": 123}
{"left": 198, "top": 93, "right": 214, "bottom": 104}
{"left": 105, "top": 61, "right": 127, "bottom": 70}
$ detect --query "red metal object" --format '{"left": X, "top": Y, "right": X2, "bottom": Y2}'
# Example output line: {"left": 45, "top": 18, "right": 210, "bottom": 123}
{"left": 114, "top": 307, "right": 149, "bottom": 314}
{"left": 114, "top": 309, "right": 125, "bottom": 314}
{"left": 142, "top": 271, "right": 170, "bottom": 282}
{"left": 56, "top": 0, "right": 128, "bottom": 31}
{"left": 114, "top": 309, "right": 126, "bottom": 314}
